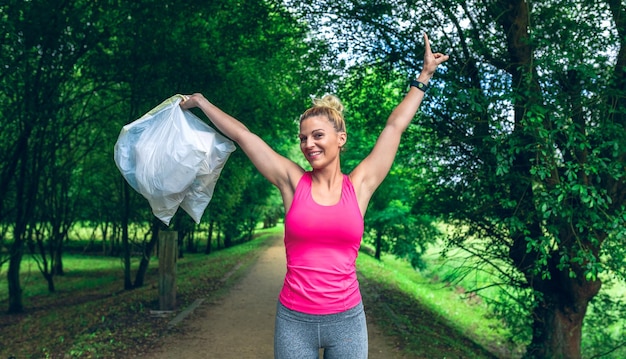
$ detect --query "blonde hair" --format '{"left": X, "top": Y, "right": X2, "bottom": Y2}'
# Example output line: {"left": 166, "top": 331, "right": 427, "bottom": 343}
{"left": 299, "top": 94, "right": 346, "bottom": 133}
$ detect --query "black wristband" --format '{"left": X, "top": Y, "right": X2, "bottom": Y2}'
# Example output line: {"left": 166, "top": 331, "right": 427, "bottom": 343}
{"left": 410, "top": 79, "right": 429, "bottom": 92}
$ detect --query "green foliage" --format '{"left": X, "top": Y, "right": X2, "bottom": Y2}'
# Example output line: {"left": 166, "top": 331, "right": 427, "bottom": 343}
{"left": 3, "top": 0, "right": 624, "bottom": 355}
{"left": 0, "top": 0, "right": 334, "bottom": 312}
{"left": 582, "top": 287, "right": 626, "bottom": 358}
{"left": 357, "top": 248, "right": 521, "bottom": 357}
{"left": 286, "top": 0, "right": 626, "bottom": 356}
{"left": 334, "top": 67, "right": 440, "bottom": 268}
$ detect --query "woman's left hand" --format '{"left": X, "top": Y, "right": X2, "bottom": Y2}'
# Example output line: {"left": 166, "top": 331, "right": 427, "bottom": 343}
{"left": 422, "top": 33, "right": 449, "bottom": 76}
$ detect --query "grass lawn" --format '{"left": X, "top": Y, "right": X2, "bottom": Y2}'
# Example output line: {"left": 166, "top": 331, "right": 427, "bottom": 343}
{"left": 357, "top": 249, "right": 523, "bottom": 358}
{"left": 0, "top": 225, "right": 527, "bottom": 358}
{"left": 0, "top": 227, "right": 281, "bottom": 358}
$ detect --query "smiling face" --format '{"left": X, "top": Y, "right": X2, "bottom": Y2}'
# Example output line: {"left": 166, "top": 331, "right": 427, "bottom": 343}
{"left": 299, "top": 115, "right": 346, "bottom": 169}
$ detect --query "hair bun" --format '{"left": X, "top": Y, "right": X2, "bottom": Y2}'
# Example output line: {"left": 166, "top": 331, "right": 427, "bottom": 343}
{"left": 313, "top": 94, "right": 344, "bottom": 114}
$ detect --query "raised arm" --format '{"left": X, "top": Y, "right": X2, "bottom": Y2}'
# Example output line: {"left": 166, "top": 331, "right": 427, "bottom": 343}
{"left": 350, "top": 33, "right": 449, "bottom": 205}
{"left": 181, "top": 94, "right": 303, "bottom": 196}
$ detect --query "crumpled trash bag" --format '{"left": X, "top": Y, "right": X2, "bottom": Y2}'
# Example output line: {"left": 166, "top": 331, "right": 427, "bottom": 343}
{"left": 114, "top": 94, "right": 236, "bottom": 225}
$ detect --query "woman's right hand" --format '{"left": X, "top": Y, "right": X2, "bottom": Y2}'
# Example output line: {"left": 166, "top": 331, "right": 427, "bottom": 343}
{"left": 180, "top": 93, "right": 206, "bottom": 110}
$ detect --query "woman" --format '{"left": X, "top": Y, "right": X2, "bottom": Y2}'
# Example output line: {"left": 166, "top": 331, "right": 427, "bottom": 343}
{"left": 181, "top": 33, "right": 448, "bottom": 359}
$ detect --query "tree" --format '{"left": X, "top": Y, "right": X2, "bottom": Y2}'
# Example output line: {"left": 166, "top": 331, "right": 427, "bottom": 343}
{"left": 1, "top": 0, "right": 334, "bottom": 311}
{"left": 429, "top": 2, "right": 625, "bottom": 356}
{"left": 285, "top": 0, "right": 626, "bottom": 357}
{"left": 0, "top": 0, "right": 123, "bottom": 313}
{"left": 80, "top": 0, "right": 328, "bottom": 287}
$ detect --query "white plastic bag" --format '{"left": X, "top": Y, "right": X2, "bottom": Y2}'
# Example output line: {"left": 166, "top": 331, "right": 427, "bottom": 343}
{"left": 114, "top": 95, "right": 236, "bottom": 225}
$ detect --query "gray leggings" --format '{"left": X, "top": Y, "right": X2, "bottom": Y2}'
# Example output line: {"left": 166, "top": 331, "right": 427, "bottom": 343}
{"left": 274, "top": 301, "right": 368, "bottom": 359}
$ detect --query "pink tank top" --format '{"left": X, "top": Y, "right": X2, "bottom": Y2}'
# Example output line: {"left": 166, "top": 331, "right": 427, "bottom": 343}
{"left": 279, "top": 172, "right": 364, "bottom": 314}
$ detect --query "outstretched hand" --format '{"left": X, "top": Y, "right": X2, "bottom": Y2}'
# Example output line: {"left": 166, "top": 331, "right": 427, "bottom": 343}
{"left": 180, "top": 93, "right": 206, "bottom": 110}
{"left": 422, "top": 33, "right": 449, "bottom": 76}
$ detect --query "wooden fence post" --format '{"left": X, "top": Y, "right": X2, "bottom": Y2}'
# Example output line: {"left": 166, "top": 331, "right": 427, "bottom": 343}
{"left": 159, "top": 231, "right": 177, "bottom": 310}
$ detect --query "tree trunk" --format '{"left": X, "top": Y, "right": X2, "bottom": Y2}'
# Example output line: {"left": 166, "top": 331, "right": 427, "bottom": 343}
{"left": 186, "top": 227, "right": 197, "bottom": 253}
{"left": 133, "top": 219, "right": 160, "bottom": 288}
{"left": 52, "top": 233, "right": 65, "bottom": 276}
{"left": 33, "top": 229, "right": 57, "bottom": 293}
{"left": 205, "top": 220, "right": 214, "bottom": 254}
{"left": 122, "top": 182, "right": 132, "bottom": 290}
{"left": 177, "top": 231, "right": 185, "bottom": 259}
{"left": 43, "top": 272, "right": 56, "bottom": 293}
{"left": 53, "top": 248, "right": 64, "bottom": 276}
{"left": 224, "top": 233, "right": 232, "bottom": 248}
{"left": 493, "top": 1, "right": 603, "bottom": 357}
{"left": 7, "top": 140, "right": 33, "bottom": 313}
{"left": 110, "top": 224, "right": 119, "bottom": 256}
{"left": 217, "top": 223, "right": 222, "bottom": 249}
{"left": 374, "top": 230, "right": 382, "bottom": 260}
{"left": 523, "top": 274, "right": 600, "bottom": 358}
{"left": 7, "top": 243, "right": 24, "bottom": 313}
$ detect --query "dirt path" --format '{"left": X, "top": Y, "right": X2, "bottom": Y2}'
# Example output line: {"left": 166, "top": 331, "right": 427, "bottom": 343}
{"left": 145, "top": 234, "right": 407, "bottom": 358}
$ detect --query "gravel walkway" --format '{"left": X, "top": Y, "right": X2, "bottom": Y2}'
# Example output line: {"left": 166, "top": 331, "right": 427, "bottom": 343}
{"left": 145, "top": 234, "right": 407, "bottom": 358}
